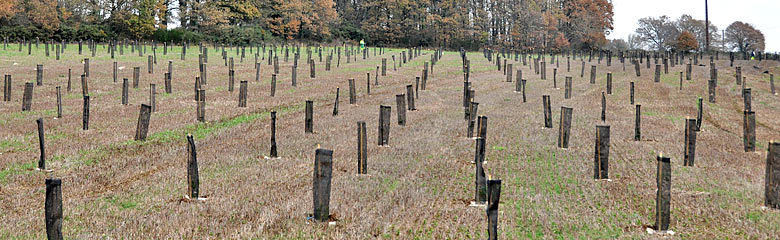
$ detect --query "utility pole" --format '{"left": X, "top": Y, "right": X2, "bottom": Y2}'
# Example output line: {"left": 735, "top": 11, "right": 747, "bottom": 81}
{"left": 705, "top": 0, "right": 710, "bottom": 52}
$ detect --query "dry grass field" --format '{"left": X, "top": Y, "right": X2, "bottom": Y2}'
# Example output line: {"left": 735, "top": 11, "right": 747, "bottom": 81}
{"left": 1, "top": 43, "right": 780, "bottom": 239}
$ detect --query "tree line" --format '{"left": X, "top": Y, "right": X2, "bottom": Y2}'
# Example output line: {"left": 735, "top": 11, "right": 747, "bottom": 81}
{"left": 0, "top": 0, "right": 614, "bottom": 50}
{"left": 623, "top": 14, "right": 766, "bottom": 53}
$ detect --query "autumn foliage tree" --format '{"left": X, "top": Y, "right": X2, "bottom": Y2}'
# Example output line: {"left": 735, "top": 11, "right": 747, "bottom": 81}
{"left": 676, "top": 14, "right": 719, "bottom": 50}
{"left": 0, "top": 0, "right": 616, "bottom": 50}
{"left": 331, "top": 0, "right": 614, "bottom": 50}
{"left": 264, "top": 0, "right": 337, "bottom": 41}
{"left": 675, "top": 31, "right": 698, "bottom": 52}
{"left": 25, "top": 0, "right": 60, "bottom": 31}
{"left": 561, "top": 0, "right": 614, "bottom": 49}
{"left": 0, "top": 0, "right": 17, "bottom": 20}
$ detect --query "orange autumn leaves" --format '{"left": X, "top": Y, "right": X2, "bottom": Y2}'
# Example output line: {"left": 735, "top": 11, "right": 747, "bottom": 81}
{"left": 266, "top": 0, "right": 337, "bottom": 41}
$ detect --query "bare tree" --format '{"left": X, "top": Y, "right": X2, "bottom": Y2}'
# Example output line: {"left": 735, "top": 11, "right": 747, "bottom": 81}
{"left": 634, "top": 15, "right": 678, "bottom": 51}
{"left": 627, "top": 33, "right": 643, "bottom": 50}
{"left": 725, "top": 21, "right": 765, "bottom": 52}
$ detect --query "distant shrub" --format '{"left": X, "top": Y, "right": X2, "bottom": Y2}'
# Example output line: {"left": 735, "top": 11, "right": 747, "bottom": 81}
{"left": 332, "top": 22, "right": 365, "bottom": 43}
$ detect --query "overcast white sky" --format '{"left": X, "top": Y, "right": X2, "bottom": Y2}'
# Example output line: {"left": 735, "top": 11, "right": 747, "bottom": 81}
{"left": 609, "top": 0, "right": 780, "bottom": 52}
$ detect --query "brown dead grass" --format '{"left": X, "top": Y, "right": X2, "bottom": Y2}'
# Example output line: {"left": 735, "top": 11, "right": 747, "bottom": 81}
{"left": 1, "top": 45, "right": 780, "bottom": 239}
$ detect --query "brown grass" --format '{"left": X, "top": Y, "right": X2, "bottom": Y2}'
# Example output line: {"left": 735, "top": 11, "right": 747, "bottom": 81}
{"left": 1, "top": 45, "right": 780, "bottom": 238}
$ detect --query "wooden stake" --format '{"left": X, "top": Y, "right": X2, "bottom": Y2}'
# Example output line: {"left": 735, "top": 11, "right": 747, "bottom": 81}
{"left": 594, "top": 125, "right": 610, "bottom": 179}
{"left": 630, "top": 82, "right": 635, "bottom": 105}
{"left": 635, "top": 105, "right": 641, "bottom": 141}
{"left": 396, "top": 94, "right": 406, "bottom": 126}
{"left": 113, "top": 62, "right": 118, "bottom": 83}
{"left": 333, "top": 88, "right": 339, "bottom": 116}
{"left": 697, "top": 97, "right": 703, "bottom": 131}
{"left": 468, "top": 102, "right": 479, "bottom": 138}
{"left": 22, "top": 82, "right": 33, "bottom": 111}
{"left": 45, "top": 178, "right": 63, "bottom": 240}
{"left": 684, "top": 118, "right": 697, "bottom": 166}
{"left": 474, "top": 137, "right": 487, "bottom": 203}
{"left": 56, "top": 87, "right": 61, "bottom": 118}
{"left": 516, "top": 70, "right": 523, "bottom": 92}
{"left": 407, "top": 85, "right": 415, "bottom": 111}
{"left": 36, "top": 64, "right": 43, "bottom": 86}
{"left": 270, "top": 111, "right": 278, "bottom": 158}
{"left": 487, "top": 178, "right": 502, "bottom": 240}
{"left": 766, "top": 141, "right": 780, "bottom": 208}
{"left": 196, "top": 90, "right": 205, "bottom": 122}
{"left": 736, "top": 66, "right": 742, "bottom": 85}
{"left": 150, "top": 84, "right": 156, "bottom": 112}
{"left": 477, "top": 115, "right": 488, "bottom": 140}
{"left": 743, "top": 88, "right": 752, "bottom": 112}
{"left": 270, "top": 74, "right": 277, "bottom": 97}
{"left": 655, "top": 154, "right": 671, "bottom": 231}
{"left": 122, "top": 78, "right": 129, "bottom": 105}
{"left": 239, "top": 81, "right": 248, "bottom": 107}
{"left": 357, "top": 121, "right": 367, "bottom": 174}
{"left": 82, "top": 95, "right": 90, "bottom": 130}
{"left": 378, "top": 105, "right": 391, "bottom": 145}
{"left": 37, "top": 118, "right": 46, "bottom": 169}
{"left": 744, "top": 110, "right": 756, "bottom": 152}
{"left": 135, "top": 104, "right": 152, "bottom": 141}
{"left": 708, "top": 79, "right": 716, "bottom": 103}
{"left": 543, "top": 95, "right": 552, "bottom": 128}
{"left": 186, "top": 134, "right": 199, "bottom": 198}
{"left": 348, "top": 78, "right": 356, "bottom": 104}
{"left": 313, "top": 148, "right": 333, "bottom": 221}
{"left": 521, "top": 80, "right": 527, "bottom": 103}
{"left": 686, "top": 64, "right": 692, "bottom": 80}
{"left": 133, "top": 67, "right": 140, "bottom": 88}
{"left": 601, "top": 92, "right": 606, "bottom": 122}
{"left": 558, "top": 107, "right": 573, "bottom": 148}
{"left": 306, "top": 100, "right": 314, "bottom": 133}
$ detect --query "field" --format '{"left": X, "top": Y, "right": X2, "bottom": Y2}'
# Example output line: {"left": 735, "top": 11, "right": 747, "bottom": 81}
{"left": 1, "top": 42, "right": 780, "bottom": 239}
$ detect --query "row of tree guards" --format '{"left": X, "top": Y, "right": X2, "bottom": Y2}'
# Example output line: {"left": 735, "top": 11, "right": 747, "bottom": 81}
{"left": 8, "top": 40, "right": 780, "bottom": 238}
{"left": 477, "top": 46, "right": 780, "bottom": 234}
{"left": 12, "top": 44, "right": 426, "bottom": 120}
{"left": 25, "top": 41, "right": 442, "bottom": 238}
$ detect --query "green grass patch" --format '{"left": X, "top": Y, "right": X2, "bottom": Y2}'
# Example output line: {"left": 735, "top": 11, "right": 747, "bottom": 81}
{"left": 155, "top": 108, "right": 187, "bottom": 118}
{"left": 709, "top": 186, "right": 747, "bottom": 201}
{"left": 0, "top": 129, "right": 68, "bottom": 153}
{"left": 383, "top": 178, "right": 400, "bottom": 193}
{"left": 0, "top": 109, "right": 57, "bottom": 125}
{"left": 75, "top": 147, "right": 108, "bottom": 166}
{"left": 0, "top": 137, "right": 31, "bottom": 152}
{"left": 659, "top": 72, "right": 682, "bottom": 87}
{"left": 641, "top": 110, "right": 658, "bottom": 117}
{"left": 0, "top": 161, "right": 36, "bottom": 183}
{"left": 705, "top": 101, "right": 723, "bottom": 110}
{"left": 64, "top": 92, "right": 84, "bottom": 100}
{"left": 65, "top": 101, "right": 307, "bottom": 171}
{"left": 104, "top": 195, "right": 139, "bottom": 210}
{"left": 46, "top": 131, "right": 68, "bottom": 141}
{"left": 143, "top": 102, "right": 305, "bottom": 144}
{"left": 508, "top": 148, "right": 625, "bottom": 238}
{"left": 746, "top": 210, "right": 763, "bottom": 223}
{"left": 663, "top": 114, "right": 685, "bottom": 123}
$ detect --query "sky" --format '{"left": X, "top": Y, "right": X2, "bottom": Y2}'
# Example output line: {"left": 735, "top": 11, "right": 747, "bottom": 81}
{"left": 609, "top": 0, "right": 780, "bottom": 52}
